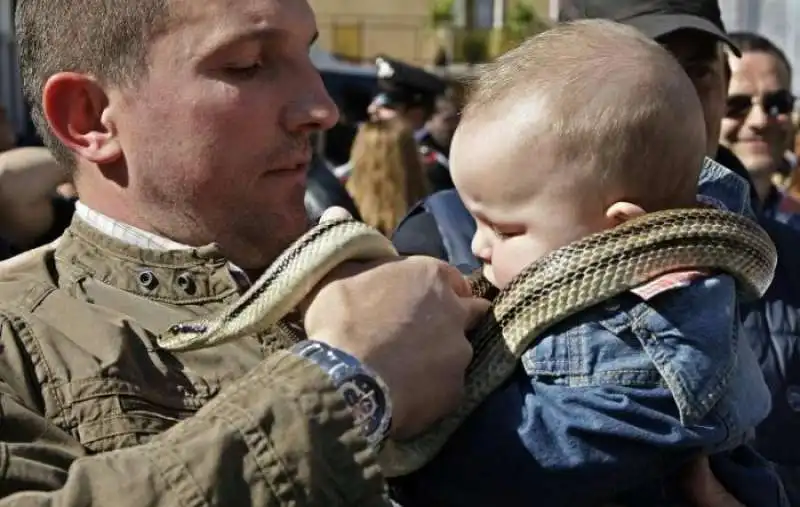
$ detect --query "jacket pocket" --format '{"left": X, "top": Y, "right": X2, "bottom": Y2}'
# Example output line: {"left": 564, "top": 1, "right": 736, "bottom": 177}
{"left": 52, "top": 378, "right": 204, "bottom": 454}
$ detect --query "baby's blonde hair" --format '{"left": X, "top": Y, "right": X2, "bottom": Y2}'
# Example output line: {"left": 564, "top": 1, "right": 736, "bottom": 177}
{"left": 462, "top": 19, "right": 707, "bottom": 210}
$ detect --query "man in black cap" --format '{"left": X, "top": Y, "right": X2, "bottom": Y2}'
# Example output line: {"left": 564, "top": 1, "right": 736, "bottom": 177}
{"left": 368, "top": 55, "right": 456, "bottom": 192}
{"left": 558, "top": 0, "right": 737, "bottom": 160}
{"left": 371, "top": 55, "right": 457, "bottom": 190}
{"left": 559, "top": 0, "right": 735, "bottom": 43}
{"left": 334, "top": 55, "right": 454, "bottom": 191}
{"left": 369, "top": 55, "right": 447, "bottom": 129}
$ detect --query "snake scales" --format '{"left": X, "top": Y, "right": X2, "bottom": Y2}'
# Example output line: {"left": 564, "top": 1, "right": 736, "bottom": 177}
{"left": 157, "top": 207, "right": 776, "bottom": 478}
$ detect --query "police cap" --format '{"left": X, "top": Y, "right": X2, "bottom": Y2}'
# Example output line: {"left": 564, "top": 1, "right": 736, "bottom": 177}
{"left": 374, "top": 55, "right": 446, "bottom": 107}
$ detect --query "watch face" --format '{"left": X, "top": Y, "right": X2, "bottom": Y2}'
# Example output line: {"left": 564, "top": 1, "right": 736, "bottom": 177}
{"left": 339, "top": 373, "right": 388, "bottom": 437}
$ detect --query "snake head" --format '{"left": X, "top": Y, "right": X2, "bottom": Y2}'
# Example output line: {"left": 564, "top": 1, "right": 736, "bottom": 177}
{"left": 153, "top": 322, "right": 212, "bottom": 352}
{"left": 168, "top": 322, "right": 209, "bottom": 335}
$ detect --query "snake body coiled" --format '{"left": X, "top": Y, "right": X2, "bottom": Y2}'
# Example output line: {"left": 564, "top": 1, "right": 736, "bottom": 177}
{"left": 157, "top": 208, "right": 776, "bottom": 477}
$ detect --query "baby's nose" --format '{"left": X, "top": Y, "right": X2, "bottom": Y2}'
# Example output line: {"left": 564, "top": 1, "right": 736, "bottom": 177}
{"left": 471, "top": 235, "right": 492, "bottom": 264}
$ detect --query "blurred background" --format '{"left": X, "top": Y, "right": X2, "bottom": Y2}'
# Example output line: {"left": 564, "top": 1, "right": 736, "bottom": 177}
{"left": 0, "top": 1, "right": 793, "bottom": 141}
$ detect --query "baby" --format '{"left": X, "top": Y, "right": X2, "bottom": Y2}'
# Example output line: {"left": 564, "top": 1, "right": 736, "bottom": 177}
{"left": 390, "top": 20, "right": 787, "bottom": 507}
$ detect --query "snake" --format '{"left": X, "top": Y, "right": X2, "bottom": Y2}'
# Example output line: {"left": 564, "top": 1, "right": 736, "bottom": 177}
{"left": 156, "top": 207, "right": 777, "bottom": 478}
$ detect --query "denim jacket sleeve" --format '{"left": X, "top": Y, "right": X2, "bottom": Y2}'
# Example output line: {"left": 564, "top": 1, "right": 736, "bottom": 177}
{"left": 392, "top": 275, "right": 772, "bottom": 507}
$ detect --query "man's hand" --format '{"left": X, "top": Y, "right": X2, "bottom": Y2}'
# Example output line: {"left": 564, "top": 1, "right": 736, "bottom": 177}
{"left": 302, "top": 208, "right": 489, "bottom": 439}
{"left": 0, "top": 147, "right": 71, "bottom": 248}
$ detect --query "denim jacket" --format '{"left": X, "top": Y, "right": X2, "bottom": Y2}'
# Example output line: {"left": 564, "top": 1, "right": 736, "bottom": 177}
{"left": 390, "top": 161, "right": 787, "bottom": 507}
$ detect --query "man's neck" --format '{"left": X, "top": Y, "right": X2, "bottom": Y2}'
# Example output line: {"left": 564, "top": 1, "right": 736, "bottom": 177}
{"left": 76, "top": 181, "right": 155, "bottom": 236}
{"left": 74, "top": 201, "right": 191, "bottom": 251}
{"left": 74, "top": 201, "right": 255, "bottom": 288}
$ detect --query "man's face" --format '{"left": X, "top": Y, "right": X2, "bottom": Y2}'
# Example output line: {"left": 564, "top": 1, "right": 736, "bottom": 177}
{"left": 110, "top": 0, "right": 338, "bottom": 270}
{"left": 367, "top": 101, "right": 430, "bottom": 132}
{"left": 368, "top": 101, "right": 401, "bottom": 122}
{"left": 659, "top": 31, "right": 728, "bottom": 157}
{"left": 720, "top": 50, "right": 794, "bottom": 179}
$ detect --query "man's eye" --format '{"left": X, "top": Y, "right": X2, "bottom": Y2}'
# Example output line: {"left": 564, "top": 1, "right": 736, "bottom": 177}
{"left": 225, "top": 62, "right": 262, "bottom": 78}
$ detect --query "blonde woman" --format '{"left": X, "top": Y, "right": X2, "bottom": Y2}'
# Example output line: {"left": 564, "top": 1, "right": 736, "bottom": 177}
{"left": 346, "top": 119, "right": 430, "bottom": 236}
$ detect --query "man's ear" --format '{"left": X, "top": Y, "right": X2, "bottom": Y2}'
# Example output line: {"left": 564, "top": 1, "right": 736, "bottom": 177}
{"left": 42, "top": 72, "right": 122, "bottom": 165}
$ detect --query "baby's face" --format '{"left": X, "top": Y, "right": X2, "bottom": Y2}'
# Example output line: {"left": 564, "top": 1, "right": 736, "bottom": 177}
{"left": 451, "top": 116, "right": 609, "bottom": 289}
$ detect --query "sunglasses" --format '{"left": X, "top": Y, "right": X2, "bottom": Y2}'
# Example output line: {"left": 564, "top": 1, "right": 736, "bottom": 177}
{"left": 726, "top": 90, "right": 796, "bottom": 119}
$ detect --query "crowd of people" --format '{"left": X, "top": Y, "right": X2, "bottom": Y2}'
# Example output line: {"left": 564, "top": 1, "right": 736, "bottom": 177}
{"left": 1, "top": 0, "right": 800, "bottom": 505}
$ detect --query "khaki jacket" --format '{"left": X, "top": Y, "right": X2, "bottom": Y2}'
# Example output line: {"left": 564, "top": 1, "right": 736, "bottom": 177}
{"left": 0, "top": 217, "right": 388, "bottom": 506}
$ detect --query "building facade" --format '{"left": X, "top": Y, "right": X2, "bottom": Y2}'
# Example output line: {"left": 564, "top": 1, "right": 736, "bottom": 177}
{"left": 309, "top": 0, "right": 553, "bottom": 66}
{"left": 309, "top": 0, "right": 436, "bottom": 65}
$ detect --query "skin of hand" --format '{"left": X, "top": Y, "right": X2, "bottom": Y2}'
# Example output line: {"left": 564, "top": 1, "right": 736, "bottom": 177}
{"left": 303, "top": 207, "right": 490, "bottom": 439}
{"left": 0, "top": 147, "right": 72, "bottom": 248}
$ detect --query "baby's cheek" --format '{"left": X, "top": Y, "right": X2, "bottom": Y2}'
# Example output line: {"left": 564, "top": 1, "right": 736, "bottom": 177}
{"left": 490, "top": 245, "right": 537, "bottom": 289}
{"left": 481, "top": 264, "right": 498, "bottom": 288}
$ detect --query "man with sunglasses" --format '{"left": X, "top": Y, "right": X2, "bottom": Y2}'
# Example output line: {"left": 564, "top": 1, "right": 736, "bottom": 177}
{"left": 721, "top": 32, "right": 800, "bottom": 228}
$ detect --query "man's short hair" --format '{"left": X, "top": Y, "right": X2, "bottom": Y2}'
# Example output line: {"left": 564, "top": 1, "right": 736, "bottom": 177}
{"left": 728, "top": 31, "right": 793, "bottom": 80}
{"left": 15, "top": 0, "right": 172, "bottom": 169}
{"left": 463, "top": 19, "right": 706, "bottom": 209}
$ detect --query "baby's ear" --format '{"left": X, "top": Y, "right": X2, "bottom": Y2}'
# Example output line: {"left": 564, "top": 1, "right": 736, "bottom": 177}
{"left": 605, "top": 201, "right": 646, "bottom": 226}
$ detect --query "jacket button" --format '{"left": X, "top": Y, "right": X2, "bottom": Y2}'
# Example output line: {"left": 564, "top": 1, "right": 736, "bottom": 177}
{"left": 177, "top": 272, "right": 197, "bottom": 295}
{"left": 137, "top": 270, "right": 158, "bottom": 291}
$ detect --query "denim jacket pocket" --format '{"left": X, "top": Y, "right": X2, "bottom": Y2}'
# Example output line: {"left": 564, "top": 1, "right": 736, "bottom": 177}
{"left": 626, "top": 276, "right": 738, "bottom": 426}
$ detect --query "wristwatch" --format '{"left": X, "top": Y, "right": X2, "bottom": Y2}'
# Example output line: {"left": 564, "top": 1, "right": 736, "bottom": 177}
{"left": 291, "top": 340, "right": 393, "bottom": 448}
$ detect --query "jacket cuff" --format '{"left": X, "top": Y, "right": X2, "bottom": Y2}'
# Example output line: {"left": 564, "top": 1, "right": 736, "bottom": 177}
{"left": 224, "top": 350, "right": 389, "bottom": 505}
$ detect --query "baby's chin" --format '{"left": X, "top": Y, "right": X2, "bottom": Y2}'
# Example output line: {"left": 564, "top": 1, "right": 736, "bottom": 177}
{"left": 482, "top": 265, "right": 509, "bottom": 290}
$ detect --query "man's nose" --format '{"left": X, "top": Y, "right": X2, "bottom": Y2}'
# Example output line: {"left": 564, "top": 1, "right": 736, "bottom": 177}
{"left": 284, "top": 73, "right": 340, "bottom": 134}
{"left": 744, "top": 101, "right": 770, "bottom": 131}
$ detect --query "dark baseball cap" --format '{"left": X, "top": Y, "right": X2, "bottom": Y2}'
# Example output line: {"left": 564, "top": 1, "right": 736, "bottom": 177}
{"left": 559, "top": 0, "right": 741, "bottom": 56}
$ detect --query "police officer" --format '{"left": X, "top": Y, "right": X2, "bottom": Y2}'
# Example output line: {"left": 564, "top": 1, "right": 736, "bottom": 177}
{"left": 335, "top": 56, "right": 453, "bottom": 192}
{"left": 372, "top": 56, "right": 454, "bottom": 192}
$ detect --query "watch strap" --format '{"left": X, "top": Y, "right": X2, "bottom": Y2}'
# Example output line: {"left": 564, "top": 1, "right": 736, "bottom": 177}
{"left": 291, "top": 340, "right": 393, "bottom": 448}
